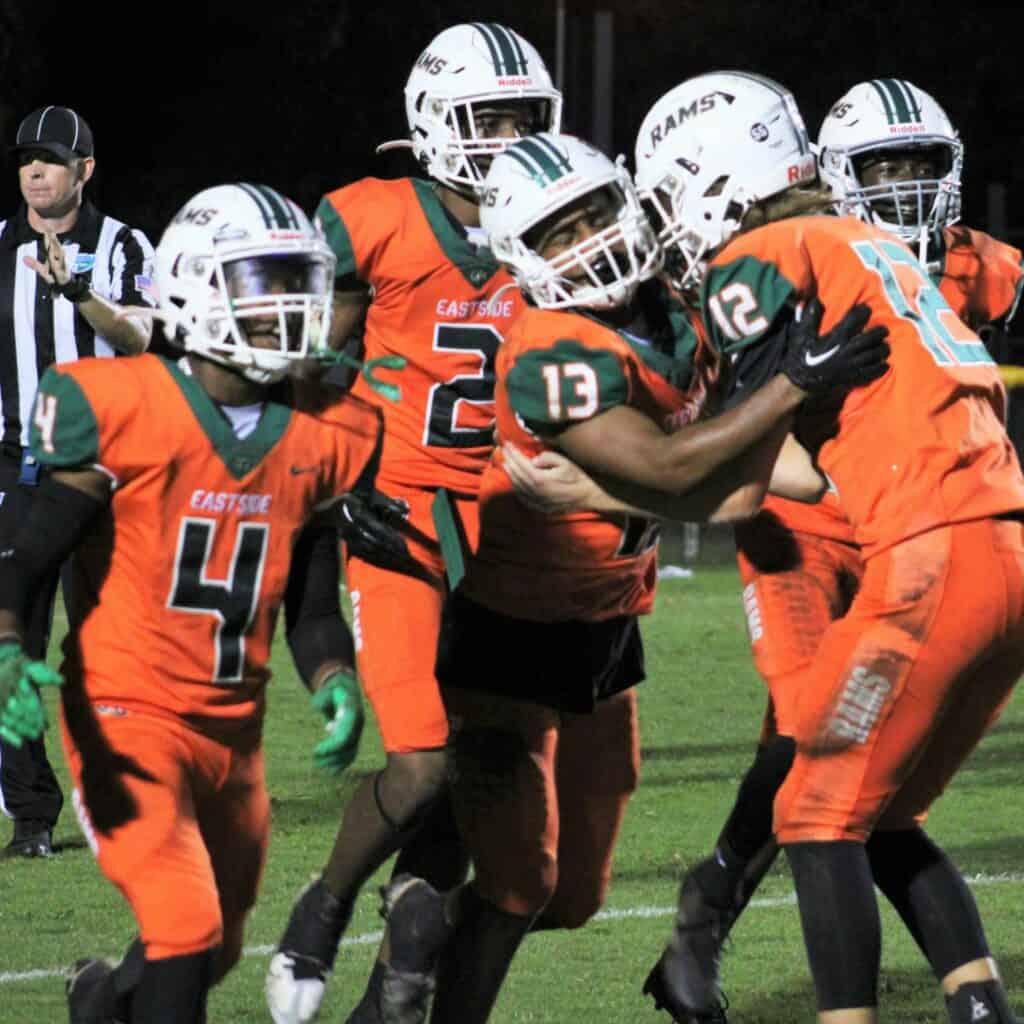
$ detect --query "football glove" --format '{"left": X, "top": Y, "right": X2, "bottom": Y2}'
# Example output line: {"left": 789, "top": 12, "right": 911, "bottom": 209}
{"left": 338, "top": 489, "right": 416, "bottom": 574}
{"left": 310, "top": 670, "right": 364, "bottom": 774}
{"left": 0, "top": 643, "right": 63, "bottom": 748}
{"left": 780, "top": 299, "right": 890, "bottom": 394}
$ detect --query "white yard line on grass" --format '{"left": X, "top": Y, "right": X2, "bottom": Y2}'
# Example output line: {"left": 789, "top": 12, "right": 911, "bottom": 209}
{"left": 3, "top": 872, "right": 1023, "bottom": 986}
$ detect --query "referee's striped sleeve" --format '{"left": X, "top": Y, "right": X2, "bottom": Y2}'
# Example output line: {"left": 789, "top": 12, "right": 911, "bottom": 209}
{"left": 110, "top": 225, "right": 156, "bottom": 307}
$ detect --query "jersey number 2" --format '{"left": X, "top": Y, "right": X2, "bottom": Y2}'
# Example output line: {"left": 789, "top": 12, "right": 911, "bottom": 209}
{"left": 424, "top": 324, "right": 501, "bottom": 448}
{"left": 168, "top": 518, "right": 268, "bottom": 684}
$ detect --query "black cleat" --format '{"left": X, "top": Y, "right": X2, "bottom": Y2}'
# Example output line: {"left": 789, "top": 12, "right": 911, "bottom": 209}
{"left": 5, "top": 819, "right": 53, "bottom": 858}
{"left": 643, "top": 955, "right": 729, "bottom": 1023}
{"left": 345, "top": 874, "right": 453, "bottom": 1024}
{"left": 266, "top": 878, "right": 352, "bottom": 1024}
{"left": 66, "top": 958, "right": 122, "bottom": 1024}
{"left": 643, "top": 859, "right": 735, "bottom": 1022}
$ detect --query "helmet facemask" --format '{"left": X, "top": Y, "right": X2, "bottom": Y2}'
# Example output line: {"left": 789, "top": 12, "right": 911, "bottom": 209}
{"left": 496, "top": 172, "right": 662, "bottom": 311}
{"left": 824, "top": 139, "right": 962, "bottom": 261}
{"left": 164, "top": 243, "right": 335, "bottom": 385}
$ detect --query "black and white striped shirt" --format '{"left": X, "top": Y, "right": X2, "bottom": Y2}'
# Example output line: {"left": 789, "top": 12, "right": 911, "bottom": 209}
{"left": 0, "top": 200, "right": 155, "bottom": 447}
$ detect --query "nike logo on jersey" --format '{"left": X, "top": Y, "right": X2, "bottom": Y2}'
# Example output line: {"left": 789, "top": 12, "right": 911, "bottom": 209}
{"left": 804, "top": 344, "right": 840, "bottom": 366}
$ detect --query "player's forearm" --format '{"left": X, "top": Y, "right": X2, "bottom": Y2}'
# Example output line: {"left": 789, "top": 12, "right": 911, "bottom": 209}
{"left": 76, "top": 292, "right": 152, "bottom": 354}
{"left": 649, "top": 374, "right": 803, "bottom": 494}
{"left": 590, "top": 421, "right": 789, "bottom": 524}
{"left": 767, "top": 433, "right": 828, "bottom": 503}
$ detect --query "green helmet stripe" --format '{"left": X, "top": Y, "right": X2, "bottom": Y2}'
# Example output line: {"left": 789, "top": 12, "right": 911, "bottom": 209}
{"left": 510, "top": 136, "right": 570, "bottom": 184}
{"left": 872, "top": 79, "right": 913, "bottom": 123}
{"left": 727, "top": 71, "right": 810, "bottom": 155}
{"left": 869, "top": 80, "right": 897, "bottom": 123}
{"left": 893, "top": 78, "right": 923, "bottom": 121}
{"left": 496, "top": 23, "right": 529, "bottom": 75}
{"left": 256, "top": 184, "right": 300, "bottom": 229}
{"left": 531, "top": 134, "right": 574, "bottom": 175}
{"left": 487, "top": 23, "right": 524, "bottom": 76}
{"left": 238, "top": 183, "right": 274, "bottom": 228}
{"left": 470, "top": 23, "right": 503, "bottom": 74}
{"left": 504, "top": 145, "right": 548, "bottom": 184}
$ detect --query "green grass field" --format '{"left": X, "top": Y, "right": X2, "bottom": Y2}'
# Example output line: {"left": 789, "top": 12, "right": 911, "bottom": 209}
{"left": 2, "top": 558, "right": 1022, "bottom": 1022}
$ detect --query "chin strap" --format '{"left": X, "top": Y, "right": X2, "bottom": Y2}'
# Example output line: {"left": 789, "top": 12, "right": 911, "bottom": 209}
{"left": 311, "top": 349, "right": 406, "bottom": 402}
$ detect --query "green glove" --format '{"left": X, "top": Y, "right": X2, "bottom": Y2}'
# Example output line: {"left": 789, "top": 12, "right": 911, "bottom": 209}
{"left": 310, "top": 670, "right": 364, "bottom": 774}
{"left": 0, "top": 644, "right": 63, "bottom": 748}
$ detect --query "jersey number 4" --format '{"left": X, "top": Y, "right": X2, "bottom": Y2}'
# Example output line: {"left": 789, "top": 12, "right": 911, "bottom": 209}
{"left": 168, "top": 518, "right": 268, "bottom": 684}
{"left": 423, "top": 324, "right": 501, "bottom": 448}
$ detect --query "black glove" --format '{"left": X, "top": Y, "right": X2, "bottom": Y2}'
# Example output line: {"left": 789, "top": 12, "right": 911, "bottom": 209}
{"left": 780, "top": 298, "right": 890, "bottom": 394}
{"left": 337, "top": 489, "right": 415, "bottom": 572}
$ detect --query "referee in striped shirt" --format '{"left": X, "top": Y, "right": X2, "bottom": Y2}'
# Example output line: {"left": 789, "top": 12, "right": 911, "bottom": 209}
{"left": 0, "top": 106, "right": 155, "bottom": 858}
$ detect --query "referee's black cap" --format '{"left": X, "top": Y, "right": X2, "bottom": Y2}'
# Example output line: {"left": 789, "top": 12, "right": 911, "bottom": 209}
{"left": 10, "top": 106, "right": 94, "bottom": 162}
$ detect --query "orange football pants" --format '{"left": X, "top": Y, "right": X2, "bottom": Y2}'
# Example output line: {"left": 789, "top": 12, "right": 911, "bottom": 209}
{"left": 735, "top": 526, "right": 864, "bottom": 741}
{"left": 61, "top": 704, "right": 269, "bottom": 962}
{"left": 345, "top": 485, "right": 477, "bottom": 754}
{"left": 774, "top": 517, "right": 1024, "bottom": 844}
{"left": 441, "top": 685, "right": 640, "bottom": 924}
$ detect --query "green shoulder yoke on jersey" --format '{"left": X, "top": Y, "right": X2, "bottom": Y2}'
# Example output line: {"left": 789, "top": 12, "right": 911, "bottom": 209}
{"left": 701, "top": 254, "right": 796, "bottom": 355}
{"left": 161, "top": 356, "right": 293, "bottom": 480}
{"left": 30, "top": 367, "right": 100, "bottom": 468}
{"left": 316, "top": 182, "right": 502, "bottom": 292}
{"left": 506, "top": 339, "right": 628, "bottom": 437}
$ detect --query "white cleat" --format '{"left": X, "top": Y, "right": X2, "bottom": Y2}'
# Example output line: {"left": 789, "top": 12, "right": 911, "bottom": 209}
{"left": 266, "top": 951, "right": 328, "bottom": 1024}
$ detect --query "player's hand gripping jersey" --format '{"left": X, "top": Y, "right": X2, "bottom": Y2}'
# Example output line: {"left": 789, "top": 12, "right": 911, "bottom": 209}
{"left": 704, "top": 216, "right": 1024, "bottom": 557}
{"left": 30, "top": 355, "right": 381, "bottom": 739}
{"left": 463, "top": 290, "right": 718, "bottom": 622}
{"left": 317, "top": 178, "right": 526, "bottom": 496}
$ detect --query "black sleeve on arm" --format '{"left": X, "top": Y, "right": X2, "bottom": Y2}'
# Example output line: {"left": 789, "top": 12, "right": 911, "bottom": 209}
{"left": 0, "top": 476, "right": 106, "bottom": 618}
{"left": 721, "top": 307, "right": 795, "bottom": 411}
{"left": 284, "top": 518, "right": 355, "bottom": 691}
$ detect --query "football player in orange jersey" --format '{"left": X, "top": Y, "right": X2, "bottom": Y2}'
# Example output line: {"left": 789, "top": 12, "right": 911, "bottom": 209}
{"left": 0, "top": 182, "right": 385, "bottom": 1024}
{"left": 627, "top": 71, "right": 1023, "bottom": 1024}
{"left": 618, "top": 76, "right": 1024, "bottom": 1024}
{"left": 371, "top": 132, "right": 887, "bottom": 1024}
{"left": 265, "top": 23, "right": 566, "bottom": 1024}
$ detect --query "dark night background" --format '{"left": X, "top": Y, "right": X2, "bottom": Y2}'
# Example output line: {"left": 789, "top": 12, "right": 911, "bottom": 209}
{"left": 1, "top": 1, "right": 1020, "bottom": 247}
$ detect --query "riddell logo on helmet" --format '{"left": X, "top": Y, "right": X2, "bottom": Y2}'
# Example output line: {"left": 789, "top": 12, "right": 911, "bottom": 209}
{"left": 787, "top": 155, "right": 817, "bottom": 183}
{"left": 497, "top": 77, "right": 534, "bottom": 87}
{"left": 888, "top": 123, "right": 926, "bottom": 135}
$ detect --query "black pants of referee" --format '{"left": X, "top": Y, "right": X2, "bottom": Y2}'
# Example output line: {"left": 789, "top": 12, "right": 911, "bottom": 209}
{"left": 0, "top": 448, "right": 64, "bottom": 831}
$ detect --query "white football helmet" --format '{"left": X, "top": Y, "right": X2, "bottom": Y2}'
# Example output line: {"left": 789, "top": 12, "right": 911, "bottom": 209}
{"left": 817, "top": 79, "right": 962, "bottom": 260}
{"left": 480, "top": 133, "right": 662, "bottom": 310}
{"left": 379, "top": 23, "right": 562, "bottom": 195}
{"left": 155, "top": 184, "right": 335, "bottom": 384}
{"left": 634, "top": 71, "right": 817, "bottom": 290}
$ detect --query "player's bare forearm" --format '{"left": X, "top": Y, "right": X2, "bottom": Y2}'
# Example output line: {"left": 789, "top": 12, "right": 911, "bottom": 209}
{"left": 556, "top": 376, "right": 801, "bottom": 497}
{"left": 768, "top": 434, "right": 828, "bottom": 503}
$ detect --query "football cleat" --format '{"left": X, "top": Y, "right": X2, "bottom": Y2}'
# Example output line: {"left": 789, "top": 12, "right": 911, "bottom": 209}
{"left": 643, "top": 957, "right": 729, "bottom": 1024}
{"left": 266, "top": 878, "right": 352, "bottom": 1024}
{"left": 643, "top": 859, "right": 736, "bottom": 1022}
{"left": 66, "top": 957, "right": 124, "bottom": 1024}
{"left": 344, "top": 874, "right": 453, "bottom": 1024}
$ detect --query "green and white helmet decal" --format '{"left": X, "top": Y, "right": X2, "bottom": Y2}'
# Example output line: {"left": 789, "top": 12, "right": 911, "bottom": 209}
{"left": 634, "top": 71, "right": 816, "bottom": 292}
{"left": 817, "top": 79, "right": 963, "bottom": 260}
{"left": 380, "top": 23, "right": 562, "bottom": 197}
{"left": 480, "top": 132, "right": 662, "bottom": 311}
{"left": 155, "top": 184, "right": 336, "bottom": 384}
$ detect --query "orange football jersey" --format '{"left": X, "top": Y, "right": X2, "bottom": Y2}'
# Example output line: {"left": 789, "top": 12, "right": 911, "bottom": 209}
{"left": 463, "top": 292, "right": 716, "bottom": 622}
{"left": 704, "top": 216, "right": 1024, "bottom": 557}
{"left": 934, "top": 224, "right": 1024, "bottom": 330}
{"left": 316, "top": 177, "right": 527, "bottom": 495}
{"left": 30, "top": 355, "right": 381, "bottom": 739}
